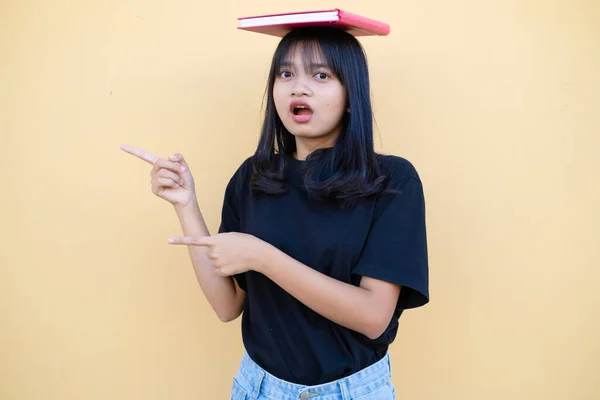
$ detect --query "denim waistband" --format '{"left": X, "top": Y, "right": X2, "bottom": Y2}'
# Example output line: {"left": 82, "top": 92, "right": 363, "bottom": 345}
{"left": 235, "top": 351, "right": 392, "bottom": 400}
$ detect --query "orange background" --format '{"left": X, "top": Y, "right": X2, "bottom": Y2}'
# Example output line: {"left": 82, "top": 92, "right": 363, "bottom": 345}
{"left": 1, "top": 0, "right": 599, "bottom": 399}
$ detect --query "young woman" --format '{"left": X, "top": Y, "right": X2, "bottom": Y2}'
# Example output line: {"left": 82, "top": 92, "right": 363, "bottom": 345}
{"left": 122, "top": 26, "right": 428, "bottom": 400}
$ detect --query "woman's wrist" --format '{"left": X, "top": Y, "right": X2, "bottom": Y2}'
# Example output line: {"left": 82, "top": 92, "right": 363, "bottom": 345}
{"left": 253, "top": 241, "right": 281, "bottom": 275}
{"left": 173, "top": 195, "right": 201, "bottom": 219}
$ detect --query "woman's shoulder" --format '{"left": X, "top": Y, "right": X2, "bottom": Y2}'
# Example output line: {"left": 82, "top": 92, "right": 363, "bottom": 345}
{"left": 222, "top": 155, "right": 256, "bottom": 196}
{"left": 375, "top": 153, "right": 422, "bottom": 185}
{"left": 227, "top": 152, "right": 290, "bottom": 179}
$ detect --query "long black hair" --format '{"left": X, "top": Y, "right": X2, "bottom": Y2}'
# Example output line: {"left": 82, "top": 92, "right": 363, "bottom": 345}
{"left": 250, "top": 27, "right": 387, "bottom": 208}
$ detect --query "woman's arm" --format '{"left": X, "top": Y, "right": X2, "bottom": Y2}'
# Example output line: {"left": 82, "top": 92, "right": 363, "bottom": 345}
{"left": 175, "top": 201, "right": 245, "bottom": 322}
{"left": 257, "top": 245, "right": 400, "bottom": 339}
{"left": 121, "top": 145, "right": 245, "bottom": 323}
{"left": 168, "top": 232, "right": 400, "bottom": 337}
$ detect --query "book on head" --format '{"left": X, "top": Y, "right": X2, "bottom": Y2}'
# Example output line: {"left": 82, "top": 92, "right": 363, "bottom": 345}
{"left": 237, "top": 8, "right": 390, "bottom": 37}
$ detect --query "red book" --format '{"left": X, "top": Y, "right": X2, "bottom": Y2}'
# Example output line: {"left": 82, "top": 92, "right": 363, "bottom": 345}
{"left": 237, "top": 8, "right": 390, "bottom": 37}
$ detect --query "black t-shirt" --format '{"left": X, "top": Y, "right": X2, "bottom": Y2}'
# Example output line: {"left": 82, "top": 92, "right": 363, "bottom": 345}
{"left": 218, "top": 152, "right": 429, "bottom": 386}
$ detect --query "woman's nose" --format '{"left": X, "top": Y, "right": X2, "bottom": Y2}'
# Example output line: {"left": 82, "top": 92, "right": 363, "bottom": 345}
{"left": 291, "top": 77, "right": 312, "bottom": 97}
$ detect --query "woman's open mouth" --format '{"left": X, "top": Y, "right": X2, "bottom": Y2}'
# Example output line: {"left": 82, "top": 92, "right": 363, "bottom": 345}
{"left": 290, "top": 102, "right": 313, "bottom": 123}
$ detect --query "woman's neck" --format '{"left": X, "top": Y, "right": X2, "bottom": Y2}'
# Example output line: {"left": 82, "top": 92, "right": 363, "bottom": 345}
{"left": 294, "top": 135, "right": 338, "bottom": 160}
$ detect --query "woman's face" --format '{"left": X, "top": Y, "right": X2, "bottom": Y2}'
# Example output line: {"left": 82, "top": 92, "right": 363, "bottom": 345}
{"left": 273, "top": 46, "right": 347, "bottom": 156}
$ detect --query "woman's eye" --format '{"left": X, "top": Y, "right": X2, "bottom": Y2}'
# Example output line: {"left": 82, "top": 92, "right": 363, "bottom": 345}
{"left": 279, "top": 71, "right": 292, "bottom": 78}
{"left": 315, "top": 72, "right": 329, "bottom": 80}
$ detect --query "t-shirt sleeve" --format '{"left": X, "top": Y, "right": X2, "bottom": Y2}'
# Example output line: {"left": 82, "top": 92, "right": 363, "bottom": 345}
{"left": 352, "top": 176, "right": 429, "bottom": 310}
{"left": 218, "top": 165, "right": 247, "bottom": 292}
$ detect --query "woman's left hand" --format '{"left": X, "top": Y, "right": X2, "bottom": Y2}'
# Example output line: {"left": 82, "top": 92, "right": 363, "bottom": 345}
{"left": 168, "top": 232, "right": 271, "bottom": 276}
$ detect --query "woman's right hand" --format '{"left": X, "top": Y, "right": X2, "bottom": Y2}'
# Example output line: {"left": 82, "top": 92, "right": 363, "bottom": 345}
{"left": 121, "top": 145, "right": 196, "bottom": 208}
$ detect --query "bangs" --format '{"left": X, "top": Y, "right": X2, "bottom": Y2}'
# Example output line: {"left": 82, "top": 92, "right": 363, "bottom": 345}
{"left": 273, "top": 34, "right": 345, "bottom": 79}
{"left": 278, "top": 40, "right": 331, "bottom": 72}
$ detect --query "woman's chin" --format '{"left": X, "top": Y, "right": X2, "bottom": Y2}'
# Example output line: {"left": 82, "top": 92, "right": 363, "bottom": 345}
{"left": 285, "top": 125, "right": 326, "bottom": 138}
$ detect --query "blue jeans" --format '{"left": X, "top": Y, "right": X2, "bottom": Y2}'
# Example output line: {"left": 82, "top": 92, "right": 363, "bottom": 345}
{"left": 230, "top": 351, "right": 396, "bottom": 400}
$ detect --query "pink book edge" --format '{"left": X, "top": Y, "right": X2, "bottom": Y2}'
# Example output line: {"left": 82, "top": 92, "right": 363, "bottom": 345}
{"left": 337, "top": 9, "right": 390, "bottom": 35}
{"left": 237, "top": 8, "right": 390, "bottom": 36}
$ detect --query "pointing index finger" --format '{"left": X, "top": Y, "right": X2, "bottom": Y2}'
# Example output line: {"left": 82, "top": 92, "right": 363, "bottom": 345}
{"left": 168, "top": 236, "right": 213, "bottom": 246}
{"left": 120, "top": 145, "right": 159, "bottom": 165}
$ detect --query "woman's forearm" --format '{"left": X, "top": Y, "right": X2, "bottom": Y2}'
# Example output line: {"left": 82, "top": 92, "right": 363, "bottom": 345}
{"left": 258, "top": 246, "right": 394, "bottom": 339}
{"left": 174, "top": 199, "right": 245, "bottom": 322}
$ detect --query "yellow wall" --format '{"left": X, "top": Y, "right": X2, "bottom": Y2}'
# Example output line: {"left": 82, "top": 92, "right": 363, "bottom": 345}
{"left": 1, "top": 0, "right": 599, "bottom": 399}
